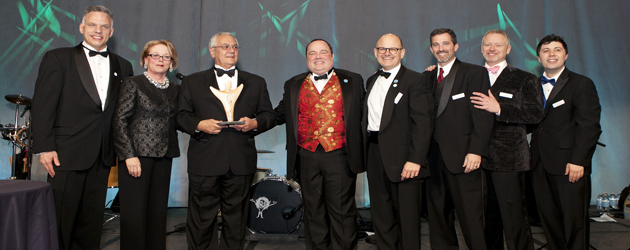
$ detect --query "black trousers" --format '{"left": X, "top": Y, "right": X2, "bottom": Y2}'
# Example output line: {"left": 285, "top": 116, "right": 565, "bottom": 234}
{"left": 298, "top": 145, "right": 357, "bottom": 250}
{"left": 186, "top": 170, "right": 254, "bottom": 250}
{"left": 532, "top": 160, "right": 591, "bottom": 250}
{"left": 47, "top": 157, "right": 110, "bottom": 250}
{"left": 118, "top": 157, "right": 173, "bottom": 250}
{"left": 484, "top": 169, "right": 534, "bottom": 250}
{"left": 426, "top": 141, "right": 487, "bottom": 250}
{"left": 366, "top": 142, "right": 423, "bottom": 250}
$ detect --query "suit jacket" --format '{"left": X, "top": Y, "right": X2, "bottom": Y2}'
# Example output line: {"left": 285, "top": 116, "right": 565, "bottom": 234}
{"left": 113, "top": 75, "right": 180, "bottom": 161}
{"left": 274, "top": 69, "right": 365, "bottom": 180}
{"left": 177, "top": 68, "right": 275, "bottom": 176}
{"left": 32, "top": 44, "right": 133, "bottom": 169}
{"left": 427, "top": 59, "right": 494, "bottom": 174}
{"left": 530, "top": 68, "right": 601, "bottom": 175}
{"left": 483, "top": 65, "right": 544, "bottom": 171}
{"left": 363, "top": 66, "right": 434, "bottom": 182}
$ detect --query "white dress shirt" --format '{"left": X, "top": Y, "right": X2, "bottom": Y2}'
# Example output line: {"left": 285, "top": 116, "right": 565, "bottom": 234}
{"left": 214, "top": 65, "right": 239, "bottom": 91}
{"left": 82, "top": 42, "right": 110, "bottom": 110}
{"left": 367, "top": 64, "right": 401, "bottom": 132}
{"left": 542, "top": 67, "right": 565, "bottom": 100}
{"left": 437, "top": 57, "right": 457, "bottom": 79}
{"left": 309, "top": 69, "right": 334, "bottom": 94}
{"left": 485, "top": 60, "right": 508, "bottom": 86}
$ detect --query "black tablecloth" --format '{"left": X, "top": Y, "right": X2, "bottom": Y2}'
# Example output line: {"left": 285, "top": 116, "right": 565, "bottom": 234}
{"left": 0, "top": 180, "right": 58, "bottom": 250}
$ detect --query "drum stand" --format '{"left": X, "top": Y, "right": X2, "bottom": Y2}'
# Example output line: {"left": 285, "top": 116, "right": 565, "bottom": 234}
{"left": 4, "top": 94, "right": 31, "bottom": 180}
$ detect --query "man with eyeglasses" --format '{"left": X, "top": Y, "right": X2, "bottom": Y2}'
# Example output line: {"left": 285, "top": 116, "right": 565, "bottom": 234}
{"left": 274, "top": 39, "right": 365, "bottom": 249}
{"left": 363, "top": 33, "right": 433, "bottom": 249}
{"left": 177, "top": 32, "right": 276, "bottom": 249}
{"left": 31, "top": 5, "right": 133, "bottom": 249}
{"left": 424, "top": 28, "right": 494, "bottom": 250}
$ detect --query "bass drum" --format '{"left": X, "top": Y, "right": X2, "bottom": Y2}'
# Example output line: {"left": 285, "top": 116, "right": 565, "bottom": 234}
{"left": 248, "top": 175, "right": 302, "bottom": 234}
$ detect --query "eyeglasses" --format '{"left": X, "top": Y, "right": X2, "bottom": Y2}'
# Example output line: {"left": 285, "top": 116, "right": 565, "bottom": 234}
{"left": 148, "top": 54, "right": 172, "bottom": 61}
{"left": 213, "top": 44, "right": 240, "bottom": 50}
{"left": 376, "top": 47, "right": 403, "bottom": 54}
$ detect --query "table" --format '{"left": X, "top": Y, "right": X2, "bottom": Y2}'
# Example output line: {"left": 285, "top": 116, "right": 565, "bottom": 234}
{"left": 0, "top": 180, "right": 58, "bottom": 250}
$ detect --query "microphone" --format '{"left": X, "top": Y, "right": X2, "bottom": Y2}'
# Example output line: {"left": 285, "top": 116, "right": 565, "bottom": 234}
{"left": 176, "top": 73, "right": 185, "bottom": 80}
{"left": 282, "top": 204, "right": 303, "bottom": 220}
{"left": 20, "top": 105, "right": 31, "bottom": 118}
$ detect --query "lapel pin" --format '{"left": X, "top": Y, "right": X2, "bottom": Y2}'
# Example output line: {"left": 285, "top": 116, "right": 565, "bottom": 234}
{"left": 344, "top": 79, "right": 348, "bottom": 83}
{"left": 114, "top": 72, "right": 118, "bottom": 77}
{"left": 393, "top": 84, "right": 398, "bottom": 88}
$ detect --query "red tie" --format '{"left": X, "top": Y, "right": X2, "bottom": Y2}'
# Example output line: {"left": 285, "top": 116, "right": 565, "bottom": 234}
{"left": 437, "top": 68, "right": 444, "bottom": 84}
{"left": 486, "top": 65, "right": 500, "bottom": 74}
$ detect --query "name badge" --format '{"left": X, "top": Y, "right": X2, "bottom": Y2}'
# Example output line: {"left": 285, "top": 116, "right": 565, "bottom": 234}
{"left": 452, "top": 93, "right": 465, "bottom": 100}
{"left": 499, "top": 92, "right": 513, "bottom": 99}
{"left": 394, "top": 92, "right": 403, "bottom": 104}
{"left": 552, "top": 99, "right": 565, "bottom": 108}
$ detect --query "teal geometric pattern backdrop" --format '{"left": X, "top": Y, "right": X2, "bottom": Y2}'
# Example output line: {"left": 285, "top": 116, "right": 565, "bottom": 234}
{"left": 1, "top": 0, "right": 628, "bottom": 207}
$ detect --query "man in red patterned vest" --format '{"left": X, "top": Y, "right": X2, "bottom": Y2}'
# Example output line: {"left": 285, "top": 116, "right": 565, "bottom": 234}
{"left": 275, "top": 39, "right": 365, "bottom": 250}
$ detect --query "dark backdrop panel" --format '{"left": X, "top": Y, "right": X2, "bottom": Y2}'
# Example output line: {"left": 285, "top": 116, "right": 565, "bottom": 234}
{"left": 1, "top": 0, "right": 627, "bottom": 206}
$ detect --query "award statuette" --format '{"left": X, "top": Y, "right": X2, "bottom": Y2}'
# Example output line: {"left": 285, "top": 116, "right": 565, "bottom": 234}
{"left": 210, "top": 80, "right": 244, "bottom": 125}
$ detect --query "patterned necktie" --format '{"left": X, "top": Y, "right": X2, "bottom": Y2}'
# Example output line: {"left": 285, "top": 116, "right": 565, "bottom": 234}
{"left": 437, "top": 68, "right": 444, "bottom": 84}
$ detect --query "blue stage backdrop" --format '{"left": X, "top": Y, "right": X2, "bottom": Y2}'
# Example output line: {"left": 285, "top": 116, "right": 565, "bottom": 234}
{"left": 0, "top": 0, "right": 628, "bottom": 207}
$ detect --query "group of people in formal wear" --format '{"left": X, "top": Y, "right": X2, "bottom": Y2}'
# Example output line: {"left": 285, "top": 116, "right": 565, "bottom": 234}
{"left": 31, "top": 4, "right": 601, "bottom": 250}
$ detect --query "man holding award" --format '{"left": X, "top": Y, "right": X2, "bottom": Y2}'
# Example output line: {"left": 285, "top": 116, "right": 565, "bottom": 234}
{"left": 177, "top": 32, "right": 276, "bottom": 250}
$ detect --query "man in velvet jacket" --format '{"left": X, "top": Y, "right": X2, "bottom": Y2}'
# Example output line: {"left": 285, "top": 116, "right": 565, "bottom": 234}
{"left": 177, "top": 32, "right": 276, "bottom": 250}
{"left": 424, "top": 28, "right": 494, "bottom": 250}
{"left": 31, "top": 5, "right": 133, "bottom": 249}
{"left": 274, "top": 39, "right": 364, "bottom": 250}
{"left": 470, "top": 30, "right": 543, "bottom": 250}
{"left": 530, "top": 34, "right": 601, "bottom": 250}
{"left": 362, "top": 34, "right": 433, "bottom": 250}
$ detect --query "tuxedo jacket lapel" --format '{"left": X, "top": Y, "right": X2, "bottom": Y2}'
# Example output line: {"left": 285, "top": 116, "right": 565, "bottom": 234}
{"left": 233, "top": 69, "right": 250, "bottom": 109}
{"left": 73, "top": 45, "right": 101, "bottom": 107}
{"left": 544, "top": 69, "right": 569, "bottom": 114}
{"left": 289, "top": 74, "right": 306, "bottom": 139}
{"left": 379, "top": 67, "right": 406, "bottom": 131}
{"left": 336, "top": 70, "right": 353, "bottom": 117}
{"left": 104, "top": 54, "right": 122, "bottom": 109}
{"left": 203, "top": 69, "right": 227, "bottom": 116}
{"left": 493, "top": 65, "right": 515, "bottom": 89}
{"left": 436, "top": 60, "right": 460, "bottom": 117}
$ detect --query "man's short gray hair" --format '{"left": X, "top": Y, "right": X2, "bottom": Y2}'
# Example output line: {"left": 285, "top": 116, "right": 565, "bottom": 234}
{"left": 209, "top": 32, "right": 239, "bottom": 48}
{"left": 82, "top": 5, "right": 114, "bottom": 27}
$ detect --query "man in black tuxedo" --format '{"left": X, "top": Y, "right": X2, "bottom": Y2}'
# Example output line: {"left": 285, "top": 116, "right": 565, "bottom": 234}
{"left": 177, "top": 32, "right": 276, "bottom": 249}
{"left": 31, "top": 5, "right": 133, "bottom": 250}
{"left": 274, "top": 39, "right": 365, "bottom": 250}
{"left": 362, "top": 34, "right": 433, "bottom": 250}
{"left": 470, "top": 29, "right": 543, "bottom": 250}
{"left": 530, "top": 34, "right": 601, "bottom": 250}
{"left": 424, "top": 28, "right": 494, "bottom": 250}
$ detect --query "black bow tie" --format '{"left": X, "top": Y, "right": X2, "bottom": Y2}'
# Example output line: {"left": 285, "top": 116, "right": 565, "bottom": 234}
{"left": 314, "top": 73, "right": 328, "bottom": 81}
{"left": 541, "top": 76, "right": 556, "bottom": 86}
{"left": 377, "top": 69, "right": 391, "bottom": 79}
{"left": 83, "top": 45, "right": 109, "bottom": 57}
{"left": 216, "top": 68, "right": 235, "bottom": 77}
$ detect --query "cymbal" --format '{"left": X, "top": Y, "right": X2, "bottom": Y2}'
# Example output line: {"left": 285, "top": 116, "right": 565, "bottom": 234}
{"left": 5, "top": 95, "right": 31, "bottom": 105}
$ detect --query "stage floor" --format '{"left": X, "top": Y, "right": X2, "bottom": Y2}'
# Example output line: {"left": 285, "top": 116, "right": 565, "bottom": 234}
{"left": 100, "top": 206, "right": 630, "bottom": 250}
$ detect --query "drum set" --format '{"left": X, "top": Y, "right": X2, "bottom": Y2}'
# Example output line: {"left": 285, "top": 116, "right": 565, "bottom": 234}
{"left": 1, "top": 94, "right": 32, "bottom": 180}
{"left": 248, "top": 168, "right": 303, "bottom": 234}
